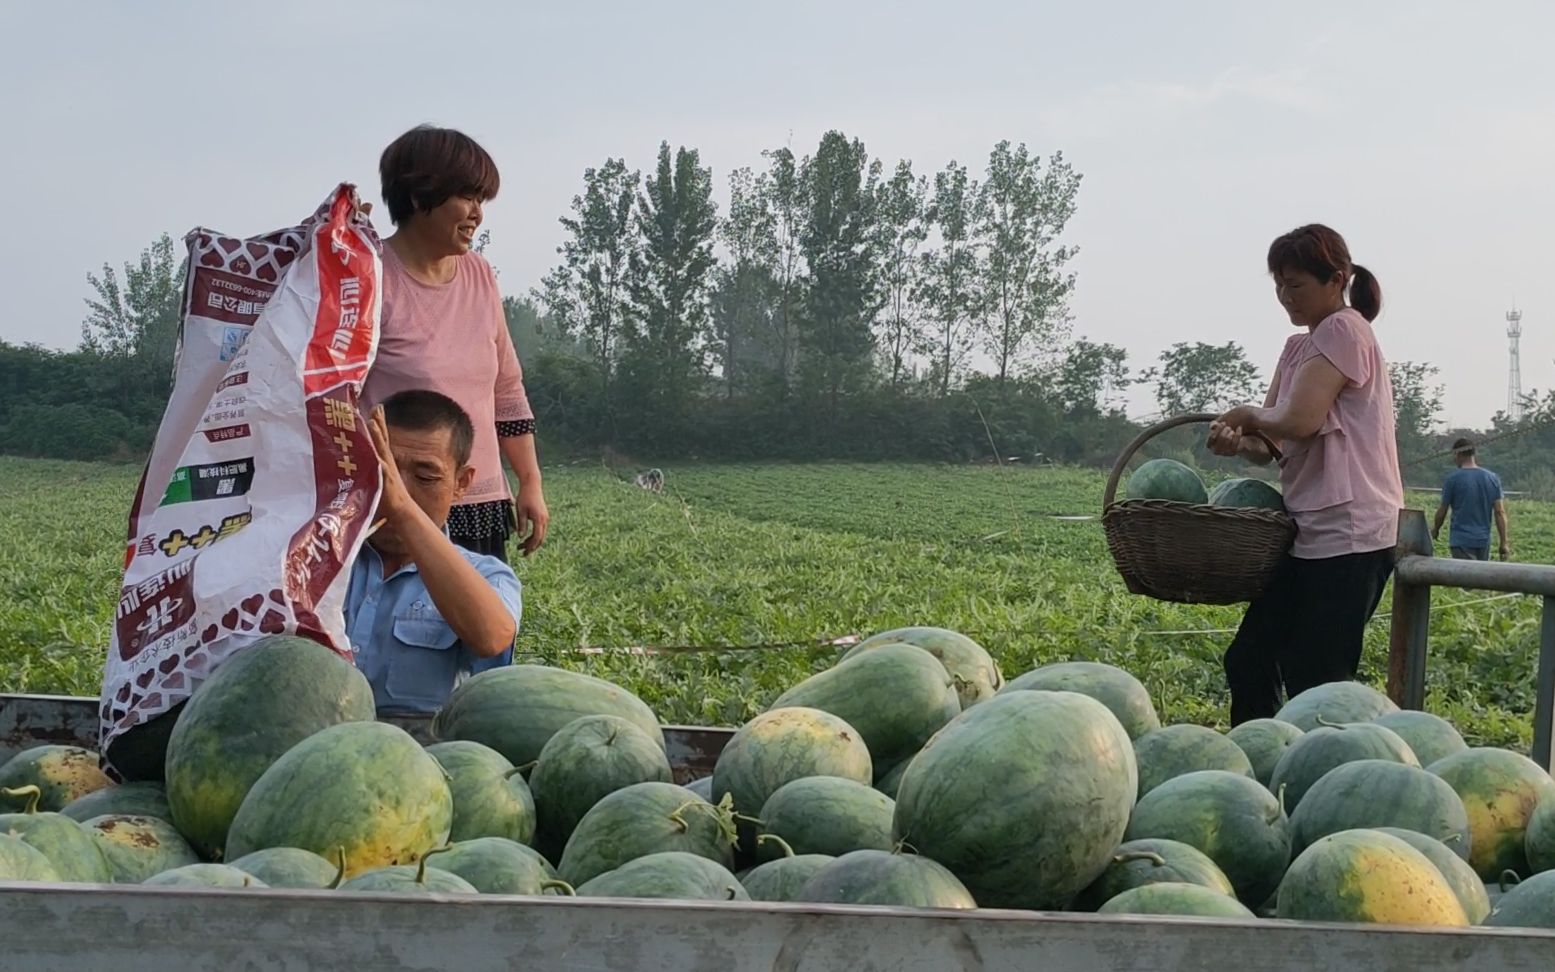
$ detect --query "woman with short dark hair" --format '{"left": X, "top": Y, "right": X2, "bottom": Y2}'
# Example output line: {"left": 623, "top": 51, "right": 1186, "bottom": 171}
{"left": 363, "top": 125, "right": 547, "bottom": 561}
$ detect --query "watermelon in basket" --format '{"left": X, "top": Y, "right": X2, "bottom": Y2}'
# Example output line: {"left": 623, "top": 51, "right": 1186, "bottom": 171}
{"left": 1102, "top": 413, "right": 1294, "bottom": 605}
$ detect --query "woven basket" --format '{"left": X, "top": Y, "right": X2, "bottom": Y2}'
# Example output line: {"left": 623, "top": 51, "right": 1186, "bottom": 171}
{"left": 1101, "top": 412, "right": 1295, "bottom": 605}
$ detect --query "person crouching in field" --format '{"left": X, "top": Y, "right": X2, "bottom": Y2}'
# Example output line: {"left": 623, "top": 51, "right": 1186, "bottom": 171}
{"left": 347, "top": 390, "right": 521, "bottom": 713}
{"left": 1206, "top": 224, "right": 1404, "bottom": 725}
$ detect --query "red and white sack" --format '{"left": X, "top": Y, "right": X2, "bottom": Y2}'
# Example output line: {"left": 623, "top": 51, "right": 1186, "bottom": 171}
{"left": 100, "top": 184, "right": 383, "bottom": 772}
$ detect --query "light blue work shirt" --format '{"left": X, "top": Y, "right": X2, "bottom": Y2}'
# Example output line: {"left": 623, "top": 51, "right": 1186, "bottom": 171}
{"left": 344, "top": 543, "right": 521, "bottom": 713}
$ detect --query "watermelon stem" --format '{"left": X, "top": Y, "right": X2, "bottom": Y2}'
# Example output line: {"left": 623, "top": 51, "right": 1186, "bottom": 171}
{"left": 892, "top": 838, "right": 920, "bottom": 856}
{"left": 1312, "top": 715, "right": 1350, "bottom": 730}
{"left": 1275, "top": 783, "right": 1288, "bottom": 817}
{"left": 1, "top": 785, "right": 42, "bottom": 815}
{"left": 503, "top": 765, "right": 530, "bottom": 780}
{"left": 541, "top": 879, "right": 576, "bottom": 896}
{"left": 327, "top": 847, "right": 347, "bottom": 890}
{"left": 1113, "top": 850, "right": 1168, "bottom": 868}
{"left": 1499, "top": 869, "right": 1522, "bottom": 891}
{"left": 755, "top": 833, "right": 797, "bottom": 859}
{"left": 416, "top": 844, "right": 454, "bottom": 886}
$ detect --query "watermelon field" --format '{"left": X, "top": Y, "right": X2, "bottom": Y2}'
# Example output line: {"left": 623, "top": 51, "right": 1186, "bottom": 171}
{"left": 2, "top": 453, "right": 1553, "bottom": 749}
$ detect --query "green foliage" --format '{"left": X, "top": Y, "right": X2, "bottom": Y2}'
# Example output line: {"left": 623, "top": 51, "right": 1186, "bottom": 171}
{"left": 1152, "top": 342, "right": 1264, "bottom": 416}
{"left": 4, "top": 457, "right": 1551, "bottom": 753}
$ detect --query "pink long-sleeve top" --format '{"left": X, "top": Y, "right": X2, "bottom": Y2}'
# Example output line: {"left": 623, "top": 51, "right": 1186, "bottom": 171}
{"left": 362, "top": 245, "right": 534, "bottom": 508}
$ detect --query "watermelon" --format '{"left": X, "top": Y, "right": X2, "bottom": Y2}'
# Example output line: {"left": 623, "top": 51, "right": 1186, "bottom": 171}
{"left": 1277, "top": 829, "right": 1468, "bottom": 926}
{"left": 143, "top": 863, "right": 267, "bottom": 889}
{"left": 1268, "top": 722, "right": 1418, "bottom": 813}
{"left": 757, "top": 777, "right": 894, "bottom": 861}
{"left": 1428, "top": 748, "right": 1555, "bottom": 880}
{"left": 1289, "top": 760, "right": 1471, "bottom": 857}
{"left": 1125, "top": 770, "right": 1291, "bottom": 906}
{"left": 1372, "top": 711, "right": 1468, "bottom": 768}
{"left": 1098, "top": 882, "right": 1255, "bottom": 918}
{"left": 227, "top": 847, "right": 339, "bottom": 889}
{"left": 434, "top": 837, "right": 563, "bottom": 895}
{"left": 528, "top": 715, "right": 673, "bottom": 858}
{"left": 86, "top": 814, "right": 199, "bottom": 883}
{"left": 1374, "top": 828, "right": 1490, "bottom": 924}
{"left": 999, "top": 661, "right": 1160, "bottom": 740}
{"left": 0, "top": 786, "right": 113, "bottom": 883}
{"left": 1132, "top": 725, "right": 1255, "bottom": 799}
{"left": 224, "top": 722, "right": 452, "bottom": 878}
{"left": 0, "top": 834, "right": 60, "bottom": 882}
{"left": 1124, "top": 458, "right": 1207, "bottom": 504}
{"left": 558, "top": 781, "right": 735, "bottom": 887}
{"left": 842, "top": 627, "right": 1003, "bottom": 709}
{"left": 60, "top": 781, "right": 172, "bottom": 824}
{"left": 684, "top": 776, "right": 714, "bottom": 801}
{"left": 1526, "top": 795, "right": 1555, "bottom": 874}
{"left": 1226, "top": 719, "right": 1304, "bottom": 788}
{"left": 1275, "top": 681, "right": 1398, "bottom": 731}
{"left": 339, "top": 853, "right": 479, "bottom": 895}
{"left": 1072, "top": 838, "right": 1236, "bottom": 912}
{"left": 797, "top": 849, "right": 976, "bottom": 909}
{"left": 710, "top": 707, "right": 872, "bottom": 847}
{"left": 874, "top": 756, "right": 912, "bottom": 800}
{"left": 0, "top": 745, "right": 112, "bottom": 812}
{"left": 770, "top": 644, "right": 959, "bottom": 771}
{"left": 431, "top": 665, "right": 665, "bottom": 769}
{"left": 164, "top": 634, "right": 377, "bottom": 857}
{"left": 575, "top": 851, "right": 748, "bottom": 901}
{"left": 892, "top": 690, "right": 1137, "bottom": 911}
{"left": 1485, "top": 870, "right": 1555, "bottom": 929}
{"left": 1206, "top": 478, "right": 1284, "bottom": 511}
{"left": 424, "top": 740, "right": 537, "bottom": 845}
{"left": 740, "top": 837, "right": 835, "bottom": 902}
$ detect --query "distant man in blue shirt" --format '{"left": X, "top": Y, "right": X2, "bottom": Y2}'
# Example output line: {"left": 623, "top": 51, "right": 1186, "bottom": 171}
{"left": 1432, "top": 437, "right": 1511, "bottom": 562}
{"left": 348, "top": 390, "right": 521, "bottom": 713}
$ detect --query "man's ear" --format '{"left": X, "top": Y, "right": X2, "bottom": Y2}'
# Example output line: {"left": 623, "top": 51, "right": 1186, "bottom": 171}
{"left": 453, "top": 462, "right": 475, "bottom": 501}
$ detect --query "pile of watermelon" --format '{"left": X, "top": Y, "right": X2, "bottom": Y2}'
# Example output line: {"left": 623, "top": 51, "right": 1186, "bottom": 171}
{"left": 1124, "top": 458, "right": 1285, "bottom": 512}
{"left": 6, "top": 629, "right": 1555, "bottom": 932}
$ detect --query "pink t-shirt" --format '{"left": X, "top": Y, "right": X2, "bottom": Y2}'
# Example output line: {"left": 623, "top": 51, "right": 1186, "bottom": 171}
{"left": 1272, "top": 309, "right": 1403, "bottom": 559}
{"left": 362, "top": 245, "right": 533, "bottom": 507}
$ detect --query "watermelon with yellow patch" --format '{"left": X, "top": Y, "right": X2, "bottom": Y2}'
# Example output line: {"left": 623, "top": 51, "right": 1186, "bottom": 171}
{"left": 0, "top": 746, "right": 112, "bottom": 812}
{"left": 1277, "top": 828, "right": 1468, "bottom": 926}
{"left": 86, "top": 814, "right": 200, "bottom": 883}
{"left": 224, "top": 722, "right": 452, "bottom": 879}
{"left": 1429, "top": 748, "right": 1555, "bottom": 880}
{"left": 164, "top": 634, "right": 377, "bottom": 857}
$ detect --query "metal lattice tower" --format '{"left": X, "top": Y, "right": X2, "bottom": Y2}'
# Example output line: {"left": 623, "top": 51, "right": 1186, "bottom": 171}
{"left": 1507, "top": 308, "right": 1524, "bottom": 420}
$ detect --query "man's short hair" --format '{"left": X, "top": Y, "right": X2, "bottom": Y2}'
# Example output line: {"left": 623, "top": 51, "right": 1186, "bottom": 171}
{"left": 1452, "top": 437, "right": 1475, "bottom": 456}
{"left": 381, "top": 390, "right": 475, "bottom": 467}
{"left": 379, "top": 125, "right": 500, "bottom": 226}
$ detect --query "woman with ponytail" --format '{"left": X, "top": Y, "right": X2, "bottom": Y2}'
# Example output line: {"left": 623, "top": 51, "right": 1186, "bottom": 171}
{"left": 1207, "top": 224, "right": 1403, "bottom": 724}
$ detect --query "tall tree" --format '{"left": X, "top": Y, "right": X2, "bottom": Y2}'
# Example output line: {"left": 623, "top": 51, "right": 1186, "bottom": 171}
{"left": 1057, "top": 338, "right": 1131, "bottom": 416}
{"left": 533, "top": 158, "right": 640, "bottom": 410}
{"left": 1390, "top": 360, "right": 1444, "bottom": 452}
{"left": 623, "top": 143, "right": 719, "bottom": 423}
{"left": 82, "top": 232, "right": 184, "bottom": 374}
{"left": 873, "top": 160, "right": 929, "bottom": 389}
{"left": 798, "top": 131, "right": 882, "bottom": 416}
{"left": 916, "top": 161, "right": 980, "bottom": 396}
{"left": 762, "top": 146, "right": 807, "bottom": 396}
{"left": 709, "top": 165, "right": 780, "bottom": 398}
{"left": 1153, "top": 341, "right": 1263, "bottom": 415}
{"left": 976, "top": 143, "right": 1081, "bottom": 386}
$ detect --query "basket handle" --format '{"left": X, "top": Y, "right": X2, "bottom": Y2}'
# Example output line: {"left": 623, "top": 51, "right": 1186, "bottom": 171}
{"left": 1102, "top": 412, "right": 1283, "bottom": 508}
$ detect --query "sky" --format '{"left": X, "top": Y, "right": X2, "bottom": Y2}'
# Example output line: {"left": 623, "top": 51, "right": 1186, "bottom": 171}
{"left": 1, "top": 0, "right": 1551, "bottom": 429}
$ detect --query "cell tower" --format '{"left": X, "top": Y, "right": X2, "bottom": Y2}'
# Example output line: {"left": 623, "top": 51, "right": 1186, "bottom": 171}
{"left": 1507, "top": 308, "right": 1523, "bottom": 420}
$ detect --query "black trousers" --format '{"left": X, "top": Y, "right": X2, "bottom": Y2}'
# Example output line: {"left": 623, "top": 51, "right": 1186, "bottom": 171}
{"left": 1223, "top": 548, "right": 1395, "bottom": 726}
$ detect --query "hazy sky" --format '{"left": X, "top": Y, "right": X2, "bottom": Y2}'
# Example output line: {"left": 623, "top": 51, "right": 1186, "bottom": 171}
{"left": 2, "top": 1, "right": 1551, "bottom": 428}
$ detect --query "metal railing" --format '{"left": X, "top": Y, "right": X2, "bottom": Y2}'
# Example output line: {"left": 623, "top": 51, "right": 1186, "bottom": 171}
{"left": 1387, "top": 508, "right": 1555, "bottom": 768}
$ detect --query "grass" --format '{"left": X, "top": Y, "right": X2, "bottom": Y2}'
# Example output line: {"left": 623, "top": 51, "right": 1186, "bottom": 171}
{"left": 2, "top": 455, "right": 1551, "bottom": 749}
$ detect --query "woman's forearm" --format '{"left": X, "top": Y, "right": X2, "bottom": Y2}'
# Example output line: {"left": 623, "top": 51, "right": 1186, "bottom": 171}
{"left": 499, "top": 434, "right": 543, "bottom": 494}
